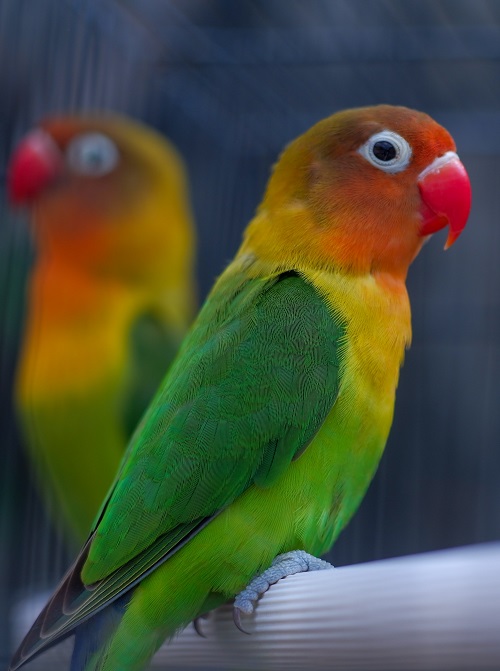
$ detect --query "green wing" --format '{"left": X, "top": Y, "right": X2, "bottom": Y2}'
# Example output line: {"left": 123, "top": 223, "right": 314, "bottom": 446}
{"left": 91, "top": 269, "right": 344, "bottom": 573}
{"left": 12, "top": 268, "right": 344, "bottom": 667}
{"left": 123, "top": 310, "right": 184, "bottom": 438}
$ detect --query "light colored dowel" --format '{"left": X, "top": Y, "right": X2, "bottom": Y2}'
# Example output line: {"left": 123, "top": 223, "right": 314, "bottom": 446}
{"left": 12, "top": 543, "right": 500, "bottom": 670}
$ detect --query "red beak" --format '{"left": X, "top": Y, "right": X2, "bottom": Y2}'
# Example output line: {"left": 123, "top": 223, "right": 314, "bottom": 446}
{"left": 418, "top": 151, "right": 471, "bottom": 249}
{"left": 7, "top": 129, "right": 63, "bottom": 204}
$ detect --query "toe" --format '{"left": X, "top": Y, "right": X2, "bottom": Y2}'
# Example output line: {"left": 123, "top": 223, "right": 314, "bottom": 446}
{"left": 232, "top": 550, "right": 334, "bottom": 633}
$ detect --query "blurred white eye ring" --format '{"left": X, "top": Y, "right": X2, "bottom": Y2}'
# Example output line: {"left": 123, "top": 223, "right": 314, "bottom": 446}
{"left": 66, "top": 132, "right": 119, "bottom": 177}
{"left": 358, "top": 130, "right": 412, "bottom": 174}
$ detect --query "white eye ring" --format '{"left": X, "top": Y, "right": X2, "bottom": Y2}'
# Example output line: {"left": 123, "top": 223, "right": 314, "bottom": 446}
{"left": 358, "top": 130, "right": 412, "bottom": 174}
{"left": 66, "top": 132, "right": 119, "bottom": 177}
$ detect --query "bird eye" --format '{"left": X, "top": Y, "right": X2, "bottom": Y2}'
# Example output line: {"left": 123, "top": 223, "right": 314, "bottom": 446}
{"left": 66, "top": 133, "right": 119, "bottom": 177}
{"left": 358, "top": 130, "right": 412, "bottom": 173}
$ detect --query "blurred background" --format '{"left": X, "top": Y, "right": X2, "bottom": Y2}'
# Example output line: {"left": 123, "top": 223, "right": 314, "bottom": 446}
{"left": 1, "top": 0, "right": 499, "bottom": 667}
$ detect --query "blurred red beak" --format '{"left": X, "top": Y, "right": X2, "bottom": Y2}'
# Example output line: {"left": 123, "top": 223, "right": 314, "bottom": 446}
{"left": 8, "top": 129, "right": 63, "bottom": 204}
{"left": 418, "top": 151, "right": 471, "bottom": 249}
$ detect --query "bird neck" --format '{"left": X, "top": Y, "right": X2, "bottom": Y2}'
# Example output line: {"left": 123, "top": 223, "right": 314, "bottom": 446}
{"left": 239, "top": 202, "right": 418, "bottom": 283}
{"left": 29, "top": 197, "right": 195, "bottom": 317}
{"left": 28, "top": 257, "right": 134, "bottom": 325}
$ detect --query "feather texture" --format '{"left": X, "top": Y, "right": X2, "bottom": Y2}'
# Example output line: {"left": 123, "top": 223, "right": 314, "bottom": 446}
{"left": 10, "top": 105, "right": 470, "bottom": 671}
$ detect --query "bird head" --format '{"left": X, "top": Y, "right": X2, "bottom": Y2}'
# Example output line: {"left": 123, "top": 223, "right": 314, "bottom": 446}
{"left": 246, "top": 105, "right": 471, "bottom": 280}
{"left": 7, "top": 113, "right": 194, "bottom": 285}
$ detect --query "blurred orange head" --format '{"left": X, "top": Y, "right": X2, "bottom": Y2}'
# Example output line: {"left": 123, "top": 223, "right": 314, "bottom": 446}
{"left": 7, "top": 113, "right": 194, "bottom": 285}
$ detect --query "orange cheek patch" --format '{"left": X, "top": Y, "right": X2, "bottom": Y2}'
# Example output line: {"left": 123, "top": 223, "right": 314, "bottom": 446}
{"left": 315, "top": 179, "right": 422, "bottom": 278}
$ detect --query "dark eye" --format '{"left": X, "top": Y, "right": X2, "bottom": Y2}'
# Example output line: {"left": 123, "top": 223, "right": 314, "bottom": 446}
{"left": 358, "top": 130, "right": 412, "bottom": 173}
{"left": 66, "top": 133, "right": 119, "bottom": 176}
{"left": 373, "top": 140, "right": 397, "bottom": 162}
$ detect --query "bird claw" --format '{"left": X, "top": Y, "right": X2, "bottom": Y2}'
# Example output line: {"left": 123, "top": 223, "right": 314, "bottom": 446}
{"left": 232, "top": 606, "right": 251, "bottom": 635}
{"left": 232, "top": 550, "right": 334, "bottom": 634}
{"left": 193, "top": 614, "right": 209, "bottom": 638}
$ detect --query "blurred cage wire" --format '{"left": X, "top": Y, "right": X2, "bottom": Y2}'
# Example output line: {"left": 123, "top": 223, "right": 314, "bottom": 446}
{"left": 1, "top": 0, "right": 500, "bottom": 667}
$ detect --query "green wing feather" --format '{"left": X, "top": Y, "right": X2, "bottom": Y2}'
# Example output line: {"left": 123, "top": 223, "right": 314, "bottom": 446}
{"left": 12, "top": 268, "right": 344, "bottom": 667}
{"left": 89, "top": 270, "right": 343, "bottom": 574}
{"left": 123, "top": 310, "right": 183, "bottom": 437}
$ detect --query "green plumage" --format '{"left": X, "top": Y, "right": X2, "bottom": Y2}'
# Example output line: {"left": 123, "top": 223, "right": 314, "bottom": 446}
{"left": 11, "top": 268, "right": 345, "bottom": 669}
{"left": 124, "top": 311, "right": 184, "bottom": 438}
{"left": 11, "top": 102, "right": 466, "bottom": 671}
{"left": 87, "top": 270, "right": 343, "bottom": 578}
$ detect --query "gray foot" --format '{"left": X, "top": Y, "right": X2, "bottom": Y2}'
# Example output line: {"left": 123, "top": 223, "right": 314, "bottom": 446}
{"left": 233, "top": 550, "right": 334, "bottom": 633}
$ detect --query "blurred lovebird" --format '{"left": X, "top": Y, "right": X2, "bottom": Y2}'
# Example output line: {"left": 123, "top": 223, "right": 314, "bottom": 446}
{"left": 10, "top": 105, "right": 471, "bottom": 671}
{"left": 7, "top": 113, "right": 196, "bottom": 543}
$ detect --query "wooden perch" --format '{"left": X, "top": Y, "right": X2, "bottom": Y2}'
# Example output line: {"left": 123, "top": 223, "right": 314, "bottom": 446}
{"left": 12, "top": 542, "right": 500, "bottom": 670}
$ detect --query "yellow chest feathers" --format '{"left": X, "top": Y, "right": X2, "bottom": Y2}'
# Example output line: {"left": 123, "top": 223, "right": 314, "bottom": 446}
{"left": 305, "top": 268, "right": 412, "bottom": 405}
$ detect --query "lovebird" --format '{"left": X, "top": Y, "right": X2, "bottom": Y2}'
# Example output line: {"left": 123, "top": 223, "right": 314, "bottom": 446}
{"left": 10, "top": 105, "right": 471, "bottom": 671}
{"left": 7, "top": 114, "right": 196, "bottom": 543}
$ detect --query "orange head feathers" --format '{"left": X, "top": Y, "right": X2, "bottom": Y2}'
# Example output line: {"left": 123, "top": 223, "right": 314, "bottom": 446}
{"left": 7, "top": 113, "right": 194, "bottom": 287}
{"left": 243, "top": 105, "right": 471, "bottom": 280}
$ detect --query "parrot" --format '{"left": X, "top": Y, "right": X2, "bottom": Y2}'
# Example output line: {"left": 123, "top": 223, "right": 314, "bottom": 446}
{"left": 9, "top": 105, "right": 471, "bottom": 671}
{"left": 7, "top": 113, "right": 196, "bottom": 544}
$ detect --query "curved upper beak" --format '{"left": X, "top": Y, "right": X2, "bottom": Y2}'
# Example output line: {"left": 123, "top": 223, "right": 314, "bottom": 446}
{"left": 417, "top": 151, "right": 471, "bottom": 249}
{"left": 7, "top": 129, "right": 63, "bottom": 204}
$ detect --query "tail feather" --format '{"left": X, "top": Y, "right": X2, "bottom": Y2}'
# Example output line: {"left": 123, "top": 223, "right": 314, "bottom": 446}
{"left": 10, "top": 516, "right": 216, "bottom": 670}
{"left": 70, "top": 594, "right": 130, "bottom": 671}
{"left": 9, "top": 537, "right": 94, "bottom": 670}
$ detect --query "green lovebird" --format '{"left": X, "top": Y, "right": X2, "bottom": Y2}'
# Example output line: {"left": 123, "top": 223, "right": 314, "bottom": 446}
{"left": 7, "top": 114, "right": 196, "bottom": 543}
{"left": 10, "top": 105, "right": 471, "bottom": 671}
